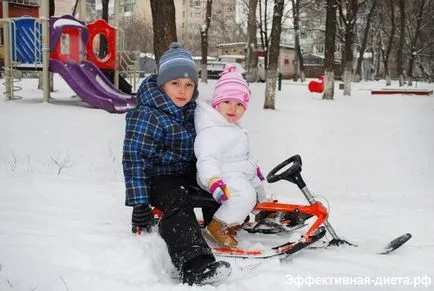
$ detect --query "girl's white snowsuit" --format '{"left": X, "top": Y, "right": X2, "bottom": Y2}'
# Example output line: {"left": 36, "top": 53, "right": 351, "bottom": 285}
{"left": 194, "top": 99, "right": 265, "bottom": 225}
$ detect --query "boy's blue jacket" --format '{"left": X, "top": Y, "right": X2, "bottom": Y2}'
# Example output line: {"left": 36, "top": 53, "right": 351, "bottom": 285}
{"left": 122, "top": 75, "right": 197, "bottom": 206}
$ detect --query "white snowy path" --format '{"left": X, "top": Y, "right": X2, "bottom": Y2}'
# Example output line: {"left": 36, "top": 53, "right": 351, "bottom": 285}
{"left": 1, "top": 76, "right": 433, "bottom": 290}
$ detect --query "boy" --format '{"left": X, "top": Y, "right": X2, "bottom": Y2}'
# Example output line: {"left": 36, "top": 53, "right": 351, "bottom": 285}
{"left": 122, "top": 43, "right": 231, "bottom": 285}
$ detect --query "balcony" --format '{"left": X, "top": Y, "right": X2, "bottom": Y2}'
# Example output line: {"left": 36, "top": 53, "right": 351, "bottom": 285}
{"left": 9, "top": 0, "right": 39, "bottom": 7}
{"left": 120, "top": 0, "right": 136, "bottom": 5}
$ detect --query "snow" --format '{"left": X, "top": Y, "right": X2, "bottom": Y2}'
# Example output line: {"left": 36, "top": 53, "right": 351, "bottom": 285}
{"left": 1, "top": 76, "right": 434, "bottom": 290}
{"left": 52, "top": 18, "right": 86, "bottom": 29}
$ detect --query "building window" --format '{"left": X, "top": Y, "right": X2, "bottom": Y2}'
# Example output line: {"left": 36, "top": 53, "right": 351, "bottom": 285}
{"left": 315, "top": 44, "right": 324, "bottom": 54}
{"left": 284, "top": 59, "right": 289, "bottom": 65}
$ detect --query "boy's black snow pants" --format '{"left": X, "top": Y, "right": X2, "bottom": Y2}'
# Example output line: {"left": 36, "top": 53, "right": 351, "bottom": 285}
{"left": 150, "top": 175, "right": 219, "bottom": 270}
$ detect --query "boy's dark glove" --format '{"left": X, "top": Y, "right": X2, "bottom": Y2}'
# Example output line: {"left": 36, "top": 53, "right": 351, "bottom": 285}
{"left": 132, "top": 204, "right": 155, "bottom": 234}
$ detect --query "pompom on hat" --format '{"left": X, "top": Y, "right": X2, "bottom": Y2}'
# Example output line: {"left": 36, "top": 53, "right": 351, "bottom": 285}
{"left": 156, "top": 42, "right": 198, "bottom": 95}
{"left": 211, "top": 65, "right": 250, "bottom": 109}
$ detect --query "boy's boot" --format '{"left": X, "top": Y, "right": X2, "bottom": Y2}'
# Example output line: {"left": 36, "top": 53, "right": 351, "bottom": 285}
{"left": 204, "top": 218, "right": 238, "bottom": 248}
{"left": 182, "top": 255, "right": 232, "bottom": 285}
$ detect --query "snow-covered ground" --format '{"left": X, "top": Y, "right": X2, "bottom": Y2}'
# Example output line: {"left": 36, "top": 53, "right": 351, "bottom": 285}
{"left": 1, "top": 76, "right": 433, "bottom": 291}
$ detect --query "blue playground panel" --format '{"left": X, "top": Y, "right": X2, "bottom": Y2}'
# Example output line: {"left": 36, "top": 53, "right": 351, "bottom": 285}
{"left": 11, "top": 17, "right": 42, "bottom": 65}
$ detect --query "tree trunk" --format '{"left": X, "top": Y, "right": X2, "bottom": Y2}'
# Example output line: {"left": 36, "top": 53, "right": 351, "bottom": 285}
{"left": 338, "top": 0, "right": 362, "bottom": 96}
{"left": 49, "top": 0, "right": 55, "bottom": 17}
{"left": 246, "top": 0, "right": 259, "bottom": 83}
{"left": 397, "top": 0, "right": 406, "bottom": 86}
{"left": 200, "top": 0, "right": 212, "bottom": 84}
{"left": 343, "top": 26, "right": 353, "bottom": 96}
{"left": 355, "top": 0, "right": 377, "bottom": 82}
{"left": 381, "top": 45, "right": 391, "bottom": 86}
{"left": 383, "top": 0, "right": 395, "bottom": 86}
{"left": 39, "top": 0, "right": 55, "bottom": 92}
{"left": 322, "top": 0, "right": 337, "bottom": 100}
{"left": 407, "top": 0, "right": 426, "bottom": 86}
{"left": 150, "top": 0, "right": 177, "bottom": 64}
{"left": 102, "top": 0, "right": 109, "bottom": 21}
{"left": 99, "top": 0, "right": 109, "bottom": 60}
{"left": 72, "top": 0, "right": 79, "bottom": 16}
{"left": 263, "top": 0, "right": 284, "bottom": 110}
{"left": 291, "top": 0, "right": 305, "bottom": 82}
{"left": 258, "top": 0, "right": 269, "bottom": 70}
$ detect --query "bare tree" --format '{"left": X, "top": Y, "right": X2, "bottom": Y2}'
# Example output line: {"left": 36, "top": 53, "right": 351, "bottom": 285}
{"left": 121, "top": 18, "right": 154, "bottom": 52}
{"left": 322, "top": 0, "right": 337, "bottom": 100}
{"left": 150, "top": 0, "right": 177, "bottom": 64}
{"left": 406, "top": 0, "right": 432, "bottom": 85}
{"left": 50, "top": 155, "right": 72, "bottom": 175}
{"left": 337, "top": 0, "right": 363, "bottom": 96}
{"left": 397, "top": 0, "right": 406, "bottom": 86}
{"left": 354, "top": 0, "right": 377, "bottom": 82}
{"left": 208, "top": 1, "right": 245, "bottom": 49}
{"left": 246, "top": 0, "right": 259, "bottom": 82}
{"left": 263, "top": 0, "right": 285, "bottom": 110}
{"left": 200, "top": 0, "right": 213, "bottom": 83}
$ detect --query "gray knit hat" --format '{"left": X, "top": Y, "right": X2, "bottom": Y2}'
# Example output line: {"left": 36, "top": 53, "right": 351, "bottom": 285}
{"left": 156, "top": 42, "right": 198, "bottom": 89}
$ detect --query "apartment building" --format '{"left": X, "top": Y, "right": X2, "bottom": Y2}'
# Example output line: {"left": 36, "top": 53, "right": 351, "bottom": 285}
{"left": 93, "top": 0, "right": 238, "bottom": 42}
{"left": 38, "top": 0, "right": 97, "bottom": 20}
{"left": 53, "top": 0, "right": 74, "bottom": 16}
{"left": 95, "top": 0, "right": 150, "bottom": 22}
{"left": 0, "top": 0, "right": 39, "bottom": 18}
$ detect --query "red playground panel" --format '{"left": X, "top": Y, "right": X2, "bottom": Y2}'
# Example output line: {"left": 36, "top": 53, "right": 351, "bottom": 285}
{"left": 86, "top": 19, "right": 117, "bottom": 71}
{"left": 50, "top": 15, "right": 89, "bottom": 63}
{"left": 50, "top": 27, "right": 81, "bottom": 62}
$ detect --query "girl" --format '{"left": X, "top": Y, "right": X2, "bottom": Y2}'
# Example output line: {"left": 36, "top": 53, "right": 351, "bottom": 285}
{"left": 194, "top": 65, "right": 267, "bottom": 248}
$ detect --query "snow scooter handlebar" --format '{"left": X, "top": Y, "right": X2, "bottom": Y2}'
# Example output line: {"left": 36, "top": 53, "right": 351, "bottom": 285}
{"left": 267, "top": 154, "right": 355, "bottom": 246}
{"left": 266, "top": 154, "right": 306, "bottom": 188}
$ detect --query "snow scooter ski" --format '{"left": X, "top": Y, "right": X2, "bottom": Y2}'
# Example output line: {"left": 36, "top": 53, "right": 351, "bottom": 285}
{"left": 152, "top": 154, "right": 411, "bottom": 259}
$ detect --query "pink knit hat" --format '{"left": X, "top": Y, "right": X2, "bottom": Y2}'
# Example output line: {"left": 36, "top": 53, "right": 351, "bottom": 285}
{"left": 211, "top": 65, "right": 250, "bottom": 109}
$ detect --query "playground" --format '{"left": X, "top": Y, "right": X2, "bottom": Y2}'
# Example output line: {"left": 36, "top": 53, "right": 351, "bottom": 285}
{"left": 1, "top": 1, "right": 137, "bottom": 113}
{"left": 1, "top": 75, "right": 434, "bottom": 290}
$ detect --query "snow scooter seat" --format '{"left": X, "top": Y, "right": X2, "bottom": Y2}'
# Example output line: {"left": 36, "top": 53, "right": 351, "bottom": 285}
{"left": 187, "top": 184, "right": 221, "bottom": 209}
{"left": 185, "top": 185, "right": 315, "bottom": 234}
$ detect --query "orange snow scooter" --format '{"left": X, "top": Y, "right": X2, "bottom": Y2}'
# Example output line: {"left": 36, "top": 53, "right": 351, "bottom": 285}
{"left": 153, "top": 154, "right": 411, "bottom": 259}
{"left": 203, "top": 154, "right": 334, "bottom": 259}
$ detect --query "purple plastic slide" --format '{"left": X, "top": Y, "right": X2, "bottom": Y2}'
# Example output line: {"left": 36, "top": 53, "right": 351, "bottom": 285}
{"left": 49, "top": 59, "right": 136, "bottom": 113}
{"left": 65, "top": 61, "right": 134, "bottom": 104}
{"left": 80, "top": 60, "right": 134, "bottom": 98}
